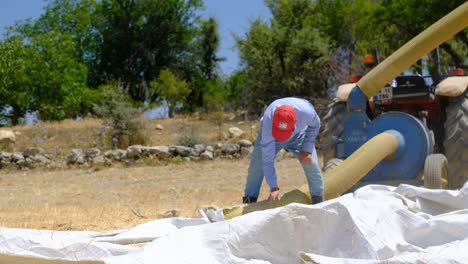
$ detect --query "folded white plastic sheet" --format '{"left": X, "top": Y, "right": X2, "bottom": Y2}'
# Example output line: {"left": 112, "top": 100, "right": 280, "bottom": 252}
{"left": 0, "top": 215, "right": 210, "bottom": 263}
{"left": 1, "top": 183, "right": 467, "bottom": 264}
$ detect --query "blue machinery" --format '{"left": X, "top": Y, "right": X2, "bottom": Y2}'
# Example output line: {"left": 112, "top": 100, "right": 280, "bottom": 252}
{"left": 332, "top": 2, "right": 468, "bottom": 188}
{"left": 341, "top": 88, "right": 432, "bottom": 183}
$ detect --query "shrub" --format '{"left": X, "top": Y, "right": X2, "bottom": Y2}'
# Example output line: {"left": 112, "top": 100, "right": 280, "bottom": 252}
{"left": 203, "top": 80, "right": 227, "bottom": 141}
{"left": 175, "top": 125, "right": 204, "bottom": 147}
{"left": 93, "top": 84, "right": 148, "bottom": 149}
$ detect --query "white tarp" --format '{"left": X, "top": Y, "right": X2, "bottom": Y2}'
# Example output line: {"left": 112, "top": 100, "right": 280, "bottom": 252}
{"left": 1, "top": 183, "right": 468, "bottom": 263}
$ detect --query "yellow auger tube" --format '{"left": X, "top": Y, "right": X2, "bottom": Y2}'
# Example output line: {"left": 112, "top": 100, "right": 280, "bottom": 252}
{"left": 322, "top": 132, "right": 399, "bottom": 200}
{"left": 223, "top": 132, "right": 399, "bottom": 220}
{"left": 357, "top": 2, "right": 468, "bottom": 98}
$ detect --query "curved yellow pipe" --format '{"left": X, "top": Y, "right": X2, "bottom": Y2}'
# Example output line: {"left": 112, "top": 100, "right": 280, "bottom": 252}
{"left": 224, "top": 132, "right": 399, "bottom": 219}
{"left": 322, "top": 132, "right": 398, "bottom": 199}
{"left": 358, "top": 2, "right": 468, "bottom": 98}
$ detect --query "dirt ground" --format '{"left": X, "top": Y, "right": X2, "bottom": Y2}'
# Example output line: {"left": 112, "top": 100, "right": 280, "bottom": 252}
{"left": 0, "top": 157, "right": 308, "bottom": 231}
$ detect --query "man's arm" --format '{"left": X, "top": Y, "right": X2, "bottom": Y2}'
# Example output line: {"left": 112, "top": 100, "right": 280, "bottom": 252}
{"left": 260, "top": 114, "right": 279, "bottom": 190}
{"left": 300, "top": 113, "right": 320, "bottom": 154}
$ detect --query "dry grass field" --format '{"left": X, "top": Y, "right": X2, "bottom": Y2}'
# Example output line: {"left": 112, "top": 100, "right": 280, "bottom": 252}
{"left": 0, "top": 115, "right": 312, "bottom": 231}
{"left": 11, "top": 115, "right": 259, "bottom": 156}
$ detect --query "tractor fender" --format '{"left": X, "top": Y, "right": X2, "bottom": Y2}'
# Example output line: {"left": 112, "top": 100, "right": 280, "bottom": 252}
{"left": 435, "top": 76, "right": 468, "bottom": 97}
{"left": 336, "top": 83, "right": 356, "bottom": 102}
{"left": 335, "top": 83, "right": 375, "bottom": 111}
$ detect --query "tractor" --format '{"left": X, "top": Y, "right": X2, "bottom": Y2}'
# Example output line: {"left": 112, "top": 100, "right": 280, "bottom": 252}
{"left": 224, "top": 3, "right": 468, "bottom": 219}
{"left": 319, "top": 34, "right": 467, "bottom": 190}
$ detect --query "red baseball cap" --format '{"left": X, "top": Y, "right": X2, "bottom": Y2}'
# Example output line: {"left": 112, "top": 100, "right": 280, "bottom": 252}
{"left": 272, "top": 105, "right": 297, "bottom": 141}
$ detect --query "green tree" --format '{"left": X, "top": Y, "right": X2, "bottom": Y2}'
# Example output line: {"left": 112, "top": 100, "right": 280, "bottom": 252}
{"left": 29, "top": 0, "right": 98, "bottom": 63}
{"left": 186, "top": 16, "right": 223, "bottom": 111}
{"left": 198, "top": 17, "right": 223, "bottom": 81}
{"left": 236, "top": 0, "right": 329, "bottom": 112}
{"left": 314, "top": 0, "right": 371, "bottom": 83}
{"left": 94, "top": 0, "right": 203, "bottom": 103}
{"left": 0, "top": 31, "right": 95, "bottom": 124}
{"left": 355, "top": 0, "right": 467, "bottom": 81}
{"left": 225, "top": 70, "right": 248, "bottom": 111}
{"left": 203, "top": 79, "right": 227, "bottom": 140}
{"left": 27, "top": 31, "right": 93, "bottom": 121}
{"left": 0, "top": 37, "right": 33, "bottom": 125}
{"left": 203, "top": 79, "right": 227, "bottom": 112}
{"left": 151, "top": 69, "right": 190, "bottom": 118}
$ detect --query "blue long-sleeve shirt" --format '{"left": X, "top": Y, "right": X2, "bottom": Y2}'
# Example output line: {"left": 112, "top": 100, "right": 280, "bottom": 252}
{"left": 260, "top": 97, "right": 321, "bottom": 189}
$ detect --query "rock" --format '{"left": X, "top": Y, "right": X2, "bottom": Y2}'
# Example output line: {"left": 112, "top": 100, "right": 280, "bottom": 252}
{"left": 140, "top": 146, "right": 152, "bottom": 156}
{"left": 14, "top": 131, "right": 21, "bottom": 136}
{"left": 0, "top": 130, "right": 15, "bottom": 143}
{"left": 168, "top": 145, "right": 177, "bottom": 154}
{"left": 194, "top": 144, "right": 205, "bottom": 155}
{"left": 127, "top": 145, "right": 144, "bottom": 159}
{"left": 76, "top": 155, "right": 86, "bottom": 165}
{"left": 214, "top": 149, "right": 222, "bottom": 157}
{"left": 155, "top": 124, "right": 164, "bottom": 130}
{"left": 0, "top": 151, "right": 12, "bottom": 161}
{"left": 67, "top": 149, "right": 83, "bottom": 164}
{"left": 238, "top": 139, "right": 252, "bottom": 147}
{"left": 91, "top": 155, "right": 107, "bottom": 165}
{"left": 206, "top": 145, "right": 214, "bottom": 152}
{"left": 158, "top": 209, "right": 180, "bottom": 218}
{"left": 16, "top": 159, "right": 29, "bottom": 169}
{"left": 222, "top": 144, "right": 240, "bottom": 155}
{"left": 23, "top": 147, "right": 45, "bottom": 157}
{"left": 0, "top": 159, "right": 11, "bottom": 167}
{"left": 214, "top": 143, "right": 223, "bottom": 149}
{"left": 31, "top": 154, "right": 50, "bottom": 165}
{"left": 104, "top": 149, "right": 127, "bottom": 161}
{"left": 228, "top": 127, "right": 245, "bottom": 138}
{"left": 11, "top": 152, "right": 24, "bottom": 162}
{"left": 26, "top": 157, "right": 40, "bottom": 168}
{"left": 240, "top": 146, "right": 253, "bottom": 157}
{"left": 148, "top": 146, "right": 170, "bottom": 159}
{"left": 84, "top": 148, "right": 101, "bottom": 159}
{"left": 174, "top": 146, "right": 193, "bottom": 157}
{"left": 200, "top": 150, "right": 214, "bottom": 160}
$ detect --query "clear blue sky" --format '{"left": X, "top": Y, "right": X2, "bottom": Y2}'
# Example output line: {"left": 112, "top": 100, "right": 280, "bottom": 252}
{"left": 0, "top": 0, "right": 271, "bottom": 75}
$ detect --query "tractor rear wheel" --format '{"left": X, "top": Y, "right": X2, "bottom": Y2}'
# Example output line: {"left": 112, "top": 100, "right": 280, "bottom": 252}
{"left": 443, "top": 91, "right": 468, "bottom": 188}
{"left": 423, "top": 154, "right": 448, "bottom": 189}
{"left": 319, "top": 101, "right": 346, "bottom": 167}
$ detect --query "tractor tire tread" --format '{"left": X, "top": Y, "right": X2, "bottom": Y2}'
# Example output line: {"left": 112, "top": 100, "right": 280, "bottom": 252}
{"left": 443, "top": 92, "right": 468, "bottom": 188}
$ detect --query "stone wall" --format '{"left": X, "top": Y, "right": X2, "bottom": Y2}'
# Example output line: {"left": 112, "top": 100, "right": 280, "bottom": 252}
{"left": 0, "top": 140, "right": 255, "bottom": 170}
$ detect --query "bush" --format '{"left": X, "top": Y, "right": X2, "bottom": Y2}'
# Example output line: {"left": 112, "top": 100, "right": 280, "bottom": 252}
{"left": 93, "top": 84, "right": 148, "bottom": 149}
{"left": 175, "top": 125, "right": 204, "bottom": 147}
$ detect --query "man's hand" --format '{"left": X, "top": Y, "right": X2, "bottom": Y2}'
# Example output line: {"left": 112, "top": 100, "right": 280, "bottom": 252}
{"left": 298, "top": 151, "right": 312, "bottom": 164}
{"left": 268, "top": 187, "right": 281, "bottom": 202}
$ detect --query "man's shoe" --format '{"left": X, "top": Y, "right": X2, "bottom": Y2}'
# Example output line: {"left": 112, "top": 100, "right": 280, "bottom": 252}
{"left": 242, "top": 196, "right": 258, "bottom": 204}
{"left": 311, "top": 195, "right": 323, "bottom": 204}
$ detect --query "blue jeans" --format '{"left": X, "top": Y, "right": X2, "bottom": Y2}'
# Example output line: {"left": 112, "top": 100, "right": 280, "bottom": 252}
{"left": 244, "top": 133, "right": 324, "bottom": 199}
